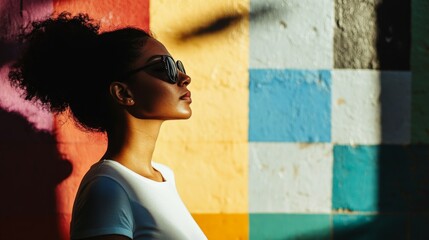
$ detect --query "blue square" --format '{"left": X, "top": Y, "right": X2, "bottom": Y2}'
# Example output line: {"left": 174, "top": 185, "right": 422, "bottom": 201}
{"left": 249, "top": 69, "right": 331, "bottom": 142}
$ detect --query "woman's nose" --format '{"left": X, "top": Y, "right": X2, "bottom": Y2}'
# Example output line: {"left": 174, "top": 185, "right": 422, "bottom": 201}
{"left": 178, "top": 71, "right": 191, "bottom": 86}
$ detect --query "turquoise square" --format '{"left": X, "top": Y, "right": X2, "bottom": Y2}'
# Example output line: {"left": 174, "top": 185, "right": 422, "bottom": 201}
{"left": 332, "top": 145, "right": 379, "bottom": 212}
{"left": 250, "top": 214, "right": 331, "bottom": 240}
{"left": 333, "top": 144, "right": 429, "bottom": 212}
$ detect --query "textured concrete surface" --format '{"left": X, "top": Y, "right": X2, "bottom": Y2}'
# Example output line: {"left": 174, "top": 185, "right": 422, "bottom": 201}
{"left": 334, "top": 0, "right": 379, "bottom": 69}
{"left": 334, "top": 0, "right": 410, "bottom": 70}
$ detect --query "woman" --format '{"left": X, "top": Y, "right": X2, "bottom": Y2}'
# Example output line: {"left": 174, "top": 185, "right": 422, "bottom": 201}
{"left": 8, "top": 11, "right": 207, "bottom": 240}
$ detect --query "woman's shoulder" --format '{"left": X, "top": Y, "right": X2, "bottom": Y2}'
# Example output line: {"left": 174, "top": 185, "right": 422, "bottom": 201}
{"left": 79, "top": 160, "right": 133, "bottom": 190}
{"left": 83, "top": 160, "right": 123, "bottom": 178}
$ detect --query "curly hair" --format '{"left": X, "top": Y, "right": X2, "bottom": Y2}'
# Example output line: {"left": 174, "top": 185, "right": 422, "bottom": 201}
{"left": 8, "top": 11, "right": 152, "bottom": 132}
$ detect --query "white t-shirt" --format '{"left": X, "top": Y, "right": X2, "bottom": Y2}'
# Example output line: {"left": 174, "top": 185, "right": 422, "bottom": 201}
{"left": 70, "top": 159, "right": 207, "bottom": 240}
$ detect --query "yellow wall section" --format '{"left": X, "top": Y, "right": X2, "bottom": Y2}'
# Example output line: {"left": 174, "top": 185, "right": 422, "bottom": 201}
{"left": 150, "top": 0, "right": 249, "bottom": 213}
{"left": 193, "top": 214, "right": 249, "bottom": 239}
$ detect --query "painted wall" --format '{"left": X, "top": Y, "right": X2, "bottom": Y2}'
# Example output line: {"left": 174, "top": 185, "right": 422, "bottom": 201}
{"left": 248, "top": 0, "right": 426, "bottom": 239}
{"left": 0, "top": 0, "right": 427, "bottom": 239}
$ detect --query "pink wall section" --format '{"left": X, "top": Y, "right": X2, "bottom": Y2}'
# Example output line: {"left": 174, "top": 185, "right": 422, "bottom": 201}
{"left": 0, "top": 0, "right": 150, "bottom": 239}
{"left": 0, "top": 1, "right": 58, "bottom": 239}
{"left": 0, "top": 1, "right": 54, "bottom": 131}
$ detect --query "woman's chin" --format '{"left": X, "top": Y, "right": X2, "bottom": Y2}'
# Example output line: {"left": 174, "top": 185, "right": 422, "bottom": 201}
{"left": 177, "top": 108, "right": 192, "bottom": 119}
{"left": 161, "top": 111, "right": 192, "bottom": 120}
{"left": 178, "top": 111, "right": 192, "bottom": 120}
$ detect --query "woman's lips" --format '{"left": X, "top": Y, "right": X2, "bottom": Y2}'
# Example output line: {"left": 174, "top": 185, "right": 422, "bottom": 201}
{"left": 180, "top": 91, "right": 192, "bottom": 101}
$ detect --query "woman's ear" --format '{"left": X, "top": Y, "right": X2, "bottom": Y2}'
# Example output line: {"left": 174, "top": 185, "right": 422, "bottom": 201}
{"left": 109, "top": 82, "right": 135, "bottom": 106}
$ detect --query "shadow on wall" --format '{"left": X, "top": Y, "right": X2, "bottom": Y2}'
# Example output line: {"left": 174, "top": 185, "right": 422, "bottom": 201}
{"left": 176, "top": 4, "right": 276, "bottom": 41}
{"left": 375, "top": 0, "right": 429, "bottom": 238}
{"left": 333, "top": 0, "right": 416, "bottom": 240}
{"left": 0, "top": 39, "right": 20, "bottom": 68}
{"left": 0, "top": 108, "right": 72, "bottom": 240}
{"left": 0, "top": 1, "right": 73, "bottom": 239}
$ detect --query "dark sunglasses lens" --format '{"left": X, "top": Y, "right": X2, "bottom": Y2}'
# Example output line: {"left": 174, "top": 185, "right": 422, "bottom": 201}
{"left": 165, "top": 57, "right": 177, "bottom": 83}
{"left": 177, "top": 60, "right": 186, "bottom": 74}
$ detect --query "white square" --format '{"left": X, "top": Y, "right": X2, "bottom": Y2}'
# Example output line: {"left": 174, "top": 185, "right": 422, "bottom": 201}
{"left": 332, "top": 70, "right": 411, "bottom": 145}
{"left": 250, "top": 0, "right": 334, "bottom": 69}
{"left": 249, "top": 142, "right": 333, "bottom": 213}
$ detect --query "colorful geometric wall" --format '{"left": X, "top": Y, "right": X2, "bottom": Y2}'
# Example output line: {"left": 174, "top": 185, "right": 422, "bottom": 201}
{"left": 0, "top": 0, "right": 428, "bottom": 239}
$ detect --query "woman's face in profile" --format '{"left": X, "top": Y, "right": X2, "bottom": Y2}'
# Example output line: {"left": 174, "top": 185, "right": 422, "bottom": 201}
{"left": 125, "top": 37, "right": 192, "bottom": 120}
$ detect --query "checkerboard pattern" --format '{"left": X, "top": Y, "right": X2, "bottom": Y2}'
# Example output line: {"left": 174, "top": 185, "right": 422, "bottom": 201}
{"left": 248, "top": 0, "right": 429, "bottom": 239}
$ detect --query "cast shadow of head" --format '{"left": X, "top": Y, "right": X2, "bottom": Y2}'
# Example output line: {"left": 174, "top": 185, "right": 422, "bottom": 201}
{"left": 0, "top": 108, "right": 72, "bottom": 240}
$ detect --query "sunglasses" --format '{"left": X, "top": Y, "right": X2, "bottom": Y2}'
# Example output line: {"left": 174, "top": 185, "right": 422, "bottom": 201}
{"left": 124, "top": 55, "right": 186, "bottom": 84}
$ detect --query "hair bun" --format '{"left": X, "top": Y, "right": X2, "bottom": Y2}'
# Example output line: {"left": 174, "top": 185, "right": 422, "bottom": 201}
{"left": 8, "top": 11, "right": 101, "bottom": 112}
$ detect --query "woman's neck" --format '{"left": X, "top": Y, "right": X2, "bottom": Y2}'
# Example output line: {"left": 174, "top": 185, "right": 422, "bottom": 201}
{"left": 103, "top": 119, "right": 164, "bottom": 180}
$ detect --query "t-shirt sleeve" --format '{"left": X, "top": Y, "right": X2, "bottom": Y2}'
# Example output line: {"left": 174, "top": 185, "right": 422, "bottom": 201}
{"left": 70, "top": 176, "right": 134, "bottom": 239}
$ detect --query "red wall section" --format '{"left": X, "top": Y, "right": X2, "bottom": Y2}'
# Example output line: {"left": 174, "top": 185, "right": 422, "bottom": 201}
{"left": 54, "top": 114, "right": 107, "bottom": 240}
{"left": 53, "top": 0, "right": 150, "bottom": 31}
